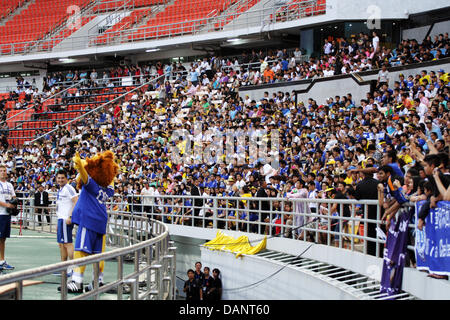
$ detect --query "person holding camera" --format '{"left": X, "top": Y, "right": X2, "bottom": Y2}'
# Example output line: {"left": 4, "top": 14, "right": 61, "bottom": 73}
{"left": 0, "top": 164, "right": 17, "bottom": 271}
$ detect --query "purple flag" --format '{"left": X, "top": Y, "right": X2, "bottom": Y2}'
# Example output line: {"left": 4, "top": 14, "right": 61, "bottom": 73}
{"left": 379, "top": 206, "right": 412, "bottom": 298}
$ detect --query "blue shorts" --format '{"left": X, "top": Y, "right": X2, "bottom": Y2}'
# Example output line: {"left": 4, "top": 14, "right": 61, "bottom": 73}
{"left": 75, "top": 227, "right": 105, "bottom": 254}
{"left": 57, "top": 218, "right": 73, "bottom": 244}
{"left": 0, "top": 215, "right": 11, "bottom": 239}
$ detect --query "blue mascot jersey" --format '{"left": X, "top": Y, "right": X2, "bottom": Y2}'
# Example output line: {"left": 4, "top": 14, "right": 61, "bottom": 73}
{"left": 72, "top": 177, "right": 114, "bottom": 235}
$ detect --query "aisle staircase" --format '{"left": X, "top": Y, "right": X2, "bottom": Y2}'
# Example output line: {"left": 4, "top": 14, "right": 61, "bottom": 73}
{"left": 254, "top": 249, "right": 417, "bottom": 300}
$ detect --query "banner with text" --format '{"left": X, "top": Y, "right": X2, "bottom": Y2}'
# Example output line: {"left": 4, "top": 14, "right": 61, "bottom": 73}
{"left": 415, "top": 201, "right": 450, "bottom": 275}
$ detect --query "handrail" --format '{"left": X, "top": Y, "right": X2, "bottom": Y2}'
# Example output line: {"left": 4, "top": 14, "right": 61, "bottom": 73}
{"left": 27, "top": 72, "right": 167, "bottom": 144}
{"left": 13, "top": 192, "right": 398, "bottom": 259}
{"left": 88, "top": 0, "right": 134, "bottom": 37}
{"left": 0, "top": 198, "right": 175, "bottom": 300}
{"left": 23, "top": 0, "right": 103, "bottom": 54}
{"left": 52, "top": 73, "right": 151, "bottom": 88}
{"left": 2, "top": 80, "right": 84, "bottom": 125}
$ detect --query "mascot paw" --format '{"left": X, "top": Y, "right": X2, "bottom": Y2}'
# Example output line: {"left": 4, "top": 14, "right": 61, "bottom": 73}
{"left": 73, "top": 152, "right": 83, "bottom": 171}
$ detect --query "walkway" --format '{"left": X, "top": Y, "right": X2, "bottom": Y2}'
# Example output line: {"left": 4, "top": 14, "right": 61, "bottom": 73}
{"left": 0, "top": 226, "right": 135, "bottom": 300}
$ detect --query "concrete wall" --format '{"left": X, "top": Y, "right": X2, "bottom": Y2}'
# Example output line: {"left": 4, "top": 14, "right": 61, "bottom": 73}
{"left": 297, "top": 76, "right": 370, "bottom": 105}
{"left": 329, "top": 0, "right": 449, "bottom": 20}
{"left": 201, "top": 246, "right": 358, "bottom": 300}
{"left": 238, "top": 76, "right": 371, "bottom": 106}
{"left": 53, "top": 14, "right": 111, "bottom": 51}
{"left": 168, "top": 224, "right": 450, "bottom": 300}
{"left": 402, "top": 25, "right": 431, "bottom": 41}
{"left": 429, "top": 20, "right": 450, "bottom": 38}
{"left": 223, "top": 0, "right": 277, "bottom": 31}
{"left": 238, "top": 80, "right": 310, "bottom": 102}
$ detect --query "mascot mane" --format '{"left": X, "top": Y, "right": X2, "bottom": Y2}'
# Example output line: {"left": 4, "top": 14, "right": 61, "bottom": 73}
{"left": 76, "top": 150, "right": 119, "bottom": 190}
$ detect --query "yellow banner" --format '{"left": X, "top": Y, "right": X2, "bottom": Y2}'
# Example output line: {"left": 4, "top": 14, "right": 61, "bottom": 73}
{"left": 204, "top": 231, "right": 266, "bottom": 258}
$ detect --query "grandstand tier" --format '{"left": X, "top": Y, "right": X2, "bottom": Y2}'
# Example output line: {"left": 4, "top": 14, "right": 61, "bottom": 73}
{"left": 0, "top": 0, "right": 448, "bottom": 303}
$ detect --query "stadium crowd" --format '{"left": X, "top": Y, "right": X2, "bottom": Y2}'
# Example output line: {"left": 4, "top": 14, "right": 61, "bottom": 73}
{"left": 0, "top": 32, "right": 448, "bottom": 270}
{"left": 1, "top": 31, "right": 448, "bottom": 110}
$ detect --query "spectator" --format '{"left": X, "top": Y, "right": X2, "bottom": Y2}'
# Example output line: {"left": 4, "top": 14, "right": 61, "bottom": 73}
{"left": 202, "top": 266, "right": 215, "bottom": 301}
{"left": 194, "top": 261, "right": 204, "bottom": 282}
{"left": 34, "top": 184, "right": 50, "bottom": 226}
{"left": 211, "top": 268, "right": 222, "bottom": 301}
{"left": 354, "top": 167, "right": 380, "bottom": 256}
{"left": 183, "top": 269, "right": 202, "bottom": 301}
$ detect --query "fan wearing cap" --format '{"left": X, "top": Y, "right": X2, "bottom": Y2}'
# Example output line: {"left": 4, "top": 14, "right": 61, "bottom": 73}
{"left": 437, "top": 69, "right": 448, "bottom": 85}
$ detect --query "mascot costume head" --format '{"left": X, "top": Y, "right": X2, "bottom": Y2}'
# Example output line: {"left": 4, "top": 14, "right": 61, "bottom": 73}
{"left": 75, "top": 150, "right": 119, "bottom": 190}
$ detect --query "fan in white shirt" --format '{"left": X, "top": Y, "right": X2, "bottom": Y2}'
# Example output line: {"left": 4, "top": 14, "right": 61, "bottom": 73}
{"left": 55, "top": 171, "right": 78, "bottom": 272}
{"left": 141, "top": 182, "right": 155, "bottom": 211}
{"left": 0, "top": 165, "right": 16, "bottom": 270}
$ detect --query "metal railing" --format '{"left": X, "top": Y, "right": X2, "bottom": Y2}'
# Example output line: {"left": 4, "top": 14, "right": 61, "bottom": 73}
{"left": 0, "top": 0, "right": 324, "bottom": 55}
{"left": 50, "top": 73, "right": 156, "bottom": 89}
{"left": 3, "top": 72, "right": 165, "bottom": 145}
{"left": 0, "top": 195, "right": 176, "bottom": 300}
{"left": 27, "top": 72, "right": 167, "bottom": 144}
{"left": 120, "top": 194, "right": 386, "bottom": 255}
{"left": 87, "top": 0, "right": 135, "bottom": 38}
{"left": 2, "top": 80, "right": 84, "bottom": 125}
{"left": 24, "top": 192, "right": 390, "bottom": 255}
{"left": 13, "top": 192, "right": 421, "bottom": 258}
{"left": 2, "top": 190, "right": 425, "bottom": 299}
{"left": 21, "top": 0, "right": 103, "bottom": 54}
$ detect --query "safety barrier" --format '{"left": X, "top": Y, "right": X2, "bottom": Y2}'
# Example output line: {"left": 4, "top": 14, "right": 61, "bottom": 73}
{"left": 2, "top": 190, "right": 427, "bottom": 299}
{"left": 16, "top": 192, "right": 397, "bottom": 257}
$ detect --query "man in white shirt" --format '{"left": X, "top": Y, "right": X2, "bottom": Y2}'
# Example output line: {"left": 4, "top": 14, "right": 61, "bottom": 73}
{"left": 377, "top": 64, "right": 389, "bottom": 87}
{"left": 234, "top": 174, "right": 246, "bottom": 190}
{"left": 294, "top": 47, "right": 302, "bottom": 62}
{"left": 56, "top": 170, "right": 78, "bottom": 270}
{"left": 0, "top": 165, "right": 16, "bottom": 271}
{"left": 260, "top": 59, "right": 268, "bottom": 74}
{"left": 201, "top": 74, "right": 210, "bottom": 86}
{"left": 372, "top": 31, "right": 379, "bottom": 52}
{"left": 323, "top": 39, "right": 332, "bottom": 55}
{"left": 262, "top": 163, "right": 277, "bottom": 184}
{"left": 140, "top": 181, "right": 155, "bottom": 216}
{"left": 90, "top": 69, "right": 98, "bottom": 83}
{"left": 323, "top": 66, "right": 335, "bottom": 77}
{"left": 307, "top": 181, "right": 318, "bottom": 215}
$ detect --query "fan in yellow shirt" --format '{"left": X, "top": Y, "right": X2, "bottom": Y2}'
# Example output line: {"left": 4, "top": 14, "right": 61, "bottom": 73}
{"left": 419, "top": 71, "right": 431, "bottom": 85}
{"left": 437, "top": 69, "right": 449, "bottom": 85}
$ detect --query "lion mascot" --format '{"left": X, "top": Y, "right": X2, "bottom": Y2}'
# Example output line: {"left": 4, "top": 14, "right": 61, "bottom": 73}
{"left": 65, "top": 150, "right": 119, "bottom": 293}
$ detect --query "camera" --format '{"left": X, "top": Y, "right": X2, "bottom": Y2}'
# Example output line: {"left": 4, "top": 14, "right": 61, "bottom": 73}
{"left": 6, "top": 198, "right": 19, "bottom": 216}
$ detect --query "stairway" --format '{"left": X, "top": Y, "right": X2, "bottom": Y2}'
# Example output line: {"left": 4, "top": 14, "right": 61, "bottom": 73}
{"left": 92, "top": 1, "right": 163, "bottom": 46}
{"left": 23, "top": 0, "right": 102, "bottom": 54}
{"left": 0, "top": 0, "right": 33, "bottom": 26}
{"left": 112, "top": 0, "right": 175, "bottom": 44}
{"left": 254, "top": 249, "right": 417, "bottom": 300}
